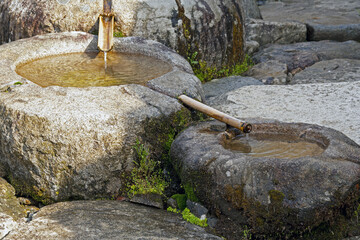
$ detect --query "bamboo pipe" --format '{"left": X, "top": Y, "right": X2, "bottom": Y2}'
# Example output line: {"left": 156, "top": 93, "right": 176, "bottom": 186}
{"left": 178, "top": 95, "right": 252, "bottom": 133}
{"left": 98, "top": 0, "right": 114, "bottom": 52}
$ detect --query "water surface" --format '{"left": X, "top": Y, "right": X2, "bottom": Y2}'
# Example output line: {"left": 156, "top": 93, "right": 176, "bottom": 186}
{"left": 222, "top": 134, "right": 324, "bottom": 159}
{"left": 16, "top": 52, "right": 172, "bottom": 88}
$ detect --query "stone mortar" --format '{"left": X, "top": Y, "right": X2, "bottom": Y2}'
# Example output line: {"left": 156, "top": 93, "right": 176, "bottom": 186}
{"left": 0, "top": 31, "right": 203, "bottom": 203}
{"left": 171, "top": 119, "right": 360, "bottom": 238}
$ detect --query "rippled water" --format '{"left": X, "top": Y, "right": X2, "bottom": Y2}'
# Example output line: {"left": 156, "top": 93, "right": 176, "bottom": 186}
{"left": 222, "top": 134, "right": 324, "bottom": 159}
{"left": 16, "top": 52, "right": 172, "bottom": 88}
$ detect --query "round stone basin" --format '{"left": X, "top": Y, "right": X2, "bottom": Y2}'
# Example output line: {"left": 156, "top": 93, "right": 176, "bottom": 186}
{"left": 16, "top": 52, "right": 172, "bottom": 88}
{"left": 0, "top": 32, "right": 203, "bottom": 203}
{"left": 171, "top": 120, "right": 360, "bottom": 237}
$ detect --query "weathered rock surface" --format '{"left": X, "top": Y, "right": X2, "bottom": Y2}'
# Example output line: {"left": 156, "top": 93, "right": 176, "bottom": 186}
{"left": 259, "top": 0, "right": 360, "bottom": 41}
{"left": 244, "top": 60, "right": 291, "bottom": 85}
{"left": 5, "top": 200, "right": 222, "bottom": 239}
{"left": 0, "top": 178, "right": 25, "bottom": 238}
{"left": 242, "top": 0, "right": 262, "bottom": 19}
{"left": 0, "top": 32, "right": 201, "bottom": 203}
{"left": 307, "top": 24, "right": 360, "bottom": 42}
{"left": 260, "top": 0, "right": 360, "bottom": 41}
{"left": 210, "top": 82, "right": 360, "bottom": 145}
{"left": 202, "top": 76, "right": 263, "bottom": 104}
{"left": 260, "top": 0, "right": 360, "bottom": 26}
{"left": 246, "top": 18, "right": 306, "bottom": 46}
{"left": 253, "top": 40, "right": 360, "bottom": 71}
{"left": 171, "top": 120, "right": 360, "bottom": 238}
{"left": 244, "top": 40, "right": 260, "bottom": 55}
{"left": 0, "top": 0, "right": 251, "bottom": 68}
{"left": 291, "top": 59, "right": 360, "bottom": 85}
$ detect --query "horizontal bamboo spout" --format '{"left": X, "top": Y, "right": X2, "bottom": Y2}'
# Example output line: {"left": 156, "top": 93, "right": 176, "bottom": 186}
{"left": 98, "top": 0, "right": 114, "bottom": 52}
{"left": 178, "top": 95, "right": 252, "bottom": 133}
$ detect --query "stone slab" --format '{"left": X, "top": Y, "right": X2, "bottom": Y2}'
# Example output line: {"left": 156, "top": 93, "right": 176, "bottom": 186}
{"left": 260, "top": 0, "right": 360, "bottom": 26}
{"left": 5, "top": 201, "right": 222, "bottom": 239}
{"left": 259, "top": 0, "right": 360, "bottom": 42}
{"left": 253, "top": 40, "right": 360, "bottom": 71}
{"left": 211, "top": 82, "right": 360, "bottom": 145}
{"left": 291, "top": 59, "right": 360, "bottom": 84}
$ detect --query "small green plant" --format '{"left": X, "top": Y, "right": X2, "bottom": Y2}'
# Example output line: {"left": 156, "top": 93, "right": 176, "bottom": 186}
{"left": 167, "top": 207, "right": 208, "bottom": 227}
{"left": 167, "top": 206, "right": 181, "bottom": 214}
{"left": 183, "top": 183, "right": 199, "bottom": 202}
{"left": 170, "top": 194, "right": 187, "bottom": 210}
{"left": 242, "top": 226, "right": 252, "bottom": 240}
{"left": 181, "top": 208, "right": 208, "bottom": 227}
{"left": 188, "top": 53, "right": 254, "bottom": 82}
{"left": 354, "top": 203, "right": 360, "bottom": 223}
{"left": 127, "top": 140, "right": 168, "bottom": 197}
{"left": 113, "top": 31, "right": 125, "bottom": 38}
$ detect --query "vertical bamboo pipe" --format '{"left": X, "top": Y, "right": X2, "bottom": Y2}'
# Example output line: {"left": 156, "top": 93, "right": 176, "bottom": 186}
{"left": 178, "top": 95, "right": 252, "bottom": 133}
{"left": 98, "top": 0, "right": 114, "bottom": 52}
{"left": 103, "top": 0, "right": 112, "bottom": 14}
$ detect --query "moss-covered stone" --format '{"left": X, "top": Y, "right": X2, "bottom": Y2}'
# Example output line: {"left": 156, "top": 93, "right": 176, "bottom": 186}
{"left": 0, "top": 178, "right": 26, "bottom": 221}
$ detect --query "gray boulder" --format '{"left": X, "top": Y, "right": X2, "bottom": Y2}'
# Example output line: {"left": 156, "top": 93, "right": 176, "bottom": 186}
{"left": 0, "top": 32, "right": 201, "bottom": 203}
{"left": 171, "top": 120, "right": 360, "bottom": 238}
{"left": 242, "top": 0, "right": 262, "bottom": 19}
{"left": 244, "top": 60, "right": 291, "bottom": 84}
{"left": 0, "top": 0, "right": 250, "bottom": 68}
{"left": 5, "top": 200, "right": 222, "bottom": 239}
{"left": 245, "top": 18, "right": 306, "bottom": 46}
{"left": 253, "top": 40, "right": 360, "bottom": 71}
{"left": 291, "top": 59, "right": 360, "bottom": 85}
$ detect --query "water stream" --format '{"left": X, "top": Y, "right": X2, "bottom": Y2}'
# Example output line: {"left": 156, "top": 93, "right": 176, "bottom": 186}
{"left": 104, "top": 51, "right": 107, "bottom": 70}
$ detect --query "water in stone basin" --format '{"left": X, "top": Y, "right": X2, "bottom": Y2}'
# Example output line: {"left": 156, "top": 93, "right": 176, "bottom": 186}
{"left": 222, "top": 133, "right": 324, "bottom": 159}
{"left": 16, "top": 51, "right": 172, "bottom": 88}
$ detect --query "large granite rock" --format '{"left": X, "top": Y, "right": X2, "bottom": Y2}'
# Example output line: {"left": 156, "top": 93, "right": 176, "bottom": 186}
{"left": 171, "top": 120, "right": 360, "bottom": 238}
{"left": 0, "top": 178, "right": 25, "bottom": 238}
{"left": 253, "top": 40, "right": 360, "bottom": 71}
{"left": 210, "top": 82, "right": 360, "bottom": 145}
{"left": 259, "top": 0, "right": 360, "bottom": 41}
{"left": 291, "top": 59, "right": 360, "bottom": 85}
{"left": 5, "top": 200, "right": 222, "bottom": 239}
{"left": 0, "top": 32, "right": 202, "bottom": 204}
{"left": 245, "top": 18, "right": 306, "bottom": 46}
{"left": 0, "top": 0, "right": 251, "bottom": 68}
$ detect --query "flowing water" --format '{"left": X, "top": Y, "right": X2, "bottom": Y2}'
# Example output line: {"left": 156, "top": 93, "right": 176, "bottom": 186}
{"left": 104, "top": 51, "right": 107, "bottom": 70}
{"left": 222, "top": 134, "right": 324, "bottom": 159}
{"left": 16, "top": 52, "right": 172, "bottom": 88}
